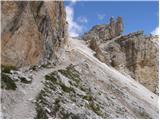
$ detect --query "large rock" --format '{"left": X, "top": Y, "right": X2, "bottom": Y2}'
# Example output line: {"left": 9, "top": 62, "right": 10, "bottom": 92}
{"left": 1, "top": 1, "right": 67, "bottom": 67}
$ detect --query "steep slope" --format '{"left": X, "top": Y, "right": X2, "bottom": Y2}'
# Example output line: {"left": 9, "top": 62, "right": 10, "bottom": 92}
{"left": 1, "top": 1, "right": 67, "bottom": 67}
{"left": 34, "top": 38, "right": 158, "bottom": 119}
{"left": 1, "top": 38, "right": 158, "bottom": 118}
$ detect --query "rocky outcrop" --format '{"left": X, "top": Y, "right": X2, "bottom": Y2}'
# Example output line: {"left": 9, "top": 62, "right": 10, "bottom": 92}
{"left": 83, "top": 18, "right": 158, "bottom": 94}
{"left": 115, "top": 16, "right": 123, "bottom": 36}
{"left": 83, "top": 16, "right": 123, "bottom": 43}
{"left": 102, "top": 31, "right": 159, "bottom": 94}
{"left": 1, "top": 1, "right": 67, "bottom": 67}
{"left": 89, "top": 40, "right": 107, "bottom": 63}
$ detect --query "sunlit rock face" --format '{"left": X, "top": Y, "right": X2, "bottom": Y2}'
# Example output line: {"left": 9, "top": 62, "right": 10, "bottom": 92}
{"left": 102, "top": 32, "right": 159, "bottom": 94}
{"left": 1, "top": 1, "right": 67, "bottom": 67}
{"left": 83, "top": 17, "right": 158, "bottom": 94}
{"left": 83, "top": 16, "right": 123, "bottom": 43}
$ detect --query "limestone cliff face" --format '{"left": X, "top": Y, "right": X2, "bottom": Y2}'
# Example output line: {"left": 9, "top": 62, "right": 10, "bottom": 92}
{"left": 104, "top": 32, "right": 159, "bottom": 94}
{"left": 1, "top": 1, "right": 67, "bottom": 67}
{"left": 83, "top": 18, "right": 158, "bottom": 94}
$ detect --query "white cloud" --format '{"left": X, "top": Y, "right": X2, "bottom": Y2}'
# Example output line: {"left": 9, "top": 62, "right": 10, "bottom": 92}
{"left": 71, "top": 0, "right": 77, "bottom": 3}
{"left": 66, "top": 6, "right": 82, "bottom": 37}
{"left": 97, "top": 13, "right": 106, "bottom": 20}
{"left": 66, "top": 0, "right": 86, "bottom": 37}
{"left": 77, "top": 16, "right": 88, "bottom": 24}
{"left": 151, "top": 27, "right": 159, "bottom": 35}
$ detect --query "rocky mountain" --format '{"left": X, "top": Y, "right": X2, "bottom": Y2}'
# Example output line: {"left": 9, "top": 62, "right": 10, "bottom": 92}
{"left": 1, "top": 1, "right": 159, "bottom": 119}
{"left": 83, "top": 17, "right": 159, "bottom": 95}
{"left": 1, "top": 1, "right": 67, "bottom": 67}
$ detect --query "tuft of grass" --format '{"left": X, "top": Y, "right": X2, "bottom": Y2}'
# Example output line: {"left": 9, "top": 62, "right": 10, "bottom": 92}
{"left": 60, "top": 83, "right": 74, "bottom": 93}
{"left": 83, "top": 94, "right": 103, "bottom": 116}
{"left": 88, "top": 102, "right": 102, "bottom": 116}
{"left": 83, "top": 95, "right": 94, "bottom": 101}
{"left": 30, "top": 65, "right": 37, "bottom": 71}
{"left": 35, "top": 104, "right": 48, "bottom": 119}
{"left": 1, "top": 73, "right": 17, "bottom": 90}
{"left": 41, "top": 64, "right": 48, "bottom": 68}
{"left": 1, "top": 65, "right": 17, "bottom": 73}
{"left": 54, "top": 98, "right": 60, "bottom": 113}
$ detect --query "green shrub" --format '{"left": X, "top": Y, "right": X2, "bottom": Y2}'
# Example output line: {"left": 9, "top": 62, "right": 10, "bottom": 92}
{"left": 83, "top": 95, "right": 94, "bottom": 101}
{"left": 1, "top": 73, "right": 17, "bottom": 90}
{"left": 19, "top": 77, "right": 32, "bottom": 84}
{"left": 45, "top": 72, "right": 59, "bottom": 84}
{"left": 60, "top": 83, "right": 74, "bottom": 93}
{"left": 30, "top": 65, "right": 37, "bottom": 71}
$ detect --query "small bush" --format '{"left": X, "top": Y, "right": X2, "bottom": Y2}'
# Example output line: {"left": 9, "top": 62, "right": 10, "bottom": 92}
{"left": 41, "top": 64, "right": 48, "bottom": 68}
{"left": 30, "top": 65, "right": 37, "bottom": 71}
{"left": 19, "top": 77, "right": 32, "bottom": 84}
{"left": 1, "top": 73, "right": 17, "bottom": 90}
{"left": 45, "top": 72, "right": 58, "bottom": 84}
{"left": 83, "top": 95, "right": 94, "bottom": 101}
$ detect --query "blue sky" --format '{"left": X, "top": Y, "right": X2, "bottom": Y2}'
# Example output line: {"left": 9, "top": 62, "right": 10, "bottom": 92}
{"left": 65, "top": 1, "right": 159, "bottom": 37}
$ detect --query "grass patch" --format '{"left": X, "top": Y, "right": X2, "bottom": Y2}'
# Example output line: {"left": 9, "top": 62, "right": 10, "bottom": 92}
{"left": 1, "top": 73, "right": 17, "bottom": 90}
{"left": 1, "top": 64, "right": 17, "bottom": 73}
{"left": 88, "top": 101, "right": 102, "bottom": 116}
{"left": 45, "top": 72, "right": 59, "bottom": 84}
{"left": 45, "top": 71, "right": 75, "bottom": 93}
{"left": 58, "top": 65, "right": 81, "bottom": 85}
{"left": 54, "top": 98, "right": 60, "bottom": 113}
{"left": 60, "top": 83, "right": 74, "bottom": 93}
{"left": 41, "top": 64, "right": 48, "bottom": 68}
{"left": 35, "top": 104, "right": 48, "bottom": 119}
{"left": 83, "top": 94, "right": 103, "bottom": 116}
{"left": 30, "top": 65, "right": 37, "bottom": 71}
{"left": 83, "top": 95, "right": 94, "bottom": 101}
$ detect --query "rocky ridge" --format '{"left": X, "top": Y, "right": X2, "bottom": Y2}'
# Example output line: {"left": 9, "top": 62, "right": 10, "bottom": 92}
{"left": 83, "top": 16, "right": 123, "bottom": 43}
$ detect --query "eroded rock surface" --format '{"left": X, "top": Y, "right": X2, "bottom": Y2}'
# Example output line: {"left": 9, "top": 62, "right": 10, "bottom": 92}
{"left": 83, "top": 19, "right": 159, "bottom": 94}
{"left": 83, "top": 16, "right": 123, "bottom": 43}
{"left": 1, "top": 1, "right": 67, "bottom": 67}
